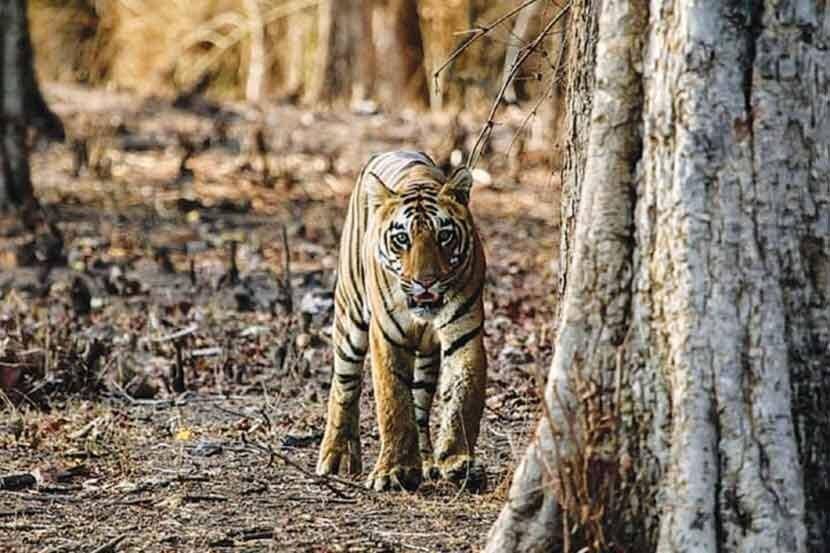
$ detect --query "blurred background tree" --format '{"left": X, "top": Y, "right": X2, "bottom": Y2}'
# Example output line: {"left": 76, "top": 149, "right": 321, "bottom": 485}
{"left": 26, "top": 0, "right": 564, "bottom": 113}
{"left": 1, "top": 0, "right": 64, "bottom": 220}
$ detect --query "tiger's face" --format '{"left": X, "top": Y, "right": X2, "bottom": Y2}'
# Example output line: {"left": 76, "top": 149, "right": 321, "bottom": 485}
{"left": 370, "top": 167, "right": 475, "bottom": 320}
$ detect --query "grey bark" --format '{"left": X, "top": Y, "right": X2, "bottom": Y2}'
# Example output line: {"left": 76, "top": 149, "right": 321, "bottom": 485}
{"left": 486, "top": 1, "right": 830, "bottom": 552}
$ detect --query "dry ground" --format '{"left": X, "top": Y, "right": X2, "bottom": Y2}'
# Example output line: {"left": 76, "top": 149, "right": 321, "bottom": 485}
{"left": 0, "top": 84, "right": 560, "bottom": 552}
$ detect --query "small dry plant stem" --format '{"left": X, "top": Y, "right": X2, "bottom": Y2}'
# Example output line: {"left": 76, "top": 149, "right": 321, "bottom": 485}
{"left": 533, "top": 356, "right": 629, "bottom": 553}
{"left": 506, "top": 27, "right": 569, "bottom": 155}
{"left": 281, "top": 224, "right": 293, "bottom": 314}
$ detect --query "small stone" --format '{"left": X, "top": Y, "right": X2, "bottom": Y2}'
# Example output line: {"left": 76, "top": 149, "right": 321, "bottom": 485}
{"left": 300, "top": 290, "right": 334, "bottom": 317}
{"left": 472, "top": 168, "right": 492, "bottom": 186}
{"left": 296, "top": 333, "right": 312, "bottom": 349}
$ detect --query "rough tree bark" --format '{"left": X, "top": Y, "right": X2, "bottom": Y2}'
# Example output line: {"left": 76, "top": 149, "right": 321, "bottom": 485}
{"left": 486, "top": 1, "right": 830, "bottom": 552}
{"left": 0, "top": 0, "right": 63, "bottom": 218}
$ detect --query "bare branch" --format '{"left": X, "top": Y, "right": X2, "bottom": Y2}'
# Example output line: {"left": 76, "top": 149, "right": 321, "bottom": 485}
{"left": 433, "top": 0, "right": 544, "bottom": 84}
{"left": 468, "top": 2, "right": 572, "bottom": 169}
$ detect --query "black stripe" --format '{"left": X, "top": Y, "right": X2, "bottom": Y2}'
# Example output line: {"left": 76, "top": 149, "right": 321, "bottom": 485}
{"left": 335, "top": 372, "right": 361, "bottom": 384}
{"left": 334, "top": 319, "right": 367, "bottom": 357}
{"left": 346, "top": 195, "right": 362, "bottom": 301}
{"left": 383, "top": 307, "right": 407, "bottom": 344}
{"left": 342, "top": 329, "right": 367, "bottom": 358}
{"left": 417, "top": 151, "right": 436, "bottom": 165}
{"left": 391, "top": 368, "right": 413, "bottom": 387}
{"left": 351, "top": 314, "right": 369, "bottom": 332}
{"left": 335, "top": 287, "right": 368, "bottom": 332}
{"left": 415, "top": 360, "right": 439, "bottom": 372}
{"left": 336, "top": 346, "right": 363, "bottom": 365}
{"left": 378, "top": 324, "right": 415, "bottom": 353}
{"left": 443, "top": 323, "right": 483, "bottom": 359}
{"left": 411, "top": 380, "right": 437, "bottom": 394}
{"left": 440, "top": 279, "right": 483, "bottom": 329}
{"left": 378, "top": 269, "right": 408, "bottom": 341}
{"left": 357, "top": 190, "right": 367, "bottom": 283}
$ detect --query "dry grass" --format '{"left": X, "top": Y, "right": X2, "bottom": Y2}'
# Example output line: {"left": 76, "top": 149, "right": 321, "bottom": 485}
{"left": 30, "top": 0, "right": 322, "bottom": 100}
{"left": 536, "top": 355, "right": 653, "bottom": 553}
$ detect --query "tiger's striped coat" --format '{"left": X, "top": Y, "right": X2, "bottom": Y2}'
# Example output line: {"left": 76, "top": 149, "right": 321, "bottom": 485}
{"left": 316, "top": 151, "right": 487, "bottom": 492}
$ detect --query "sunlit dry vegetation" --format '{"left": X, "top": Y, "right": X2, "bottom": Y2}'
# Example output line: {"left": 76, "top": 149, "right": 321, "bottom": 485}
{"left": 29, "top": 0, "right": 563, "bottom": 108}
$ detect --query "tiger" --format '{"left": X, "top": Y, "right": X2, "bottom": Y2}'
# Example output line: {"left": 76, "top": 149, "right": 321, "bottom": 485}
{"left": 316, "top": 150, "right": 488, "bottom": 492}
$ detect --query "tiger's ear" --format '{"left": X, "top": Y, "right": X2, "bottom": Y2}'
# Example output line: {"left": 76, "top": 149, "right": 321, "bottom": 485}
{"left": 440, "top": 166, "right": 473, "bottom": 205}
{"left": 366, "top": 171, "right": 395, "bottom": 210}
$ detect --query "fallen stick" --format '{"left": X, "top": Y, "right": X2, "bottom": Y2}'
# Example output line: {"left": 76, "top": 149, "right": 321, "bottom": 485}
{"left": 89, "top": 533, "right": 128, "bottom": 553}
{"left": 0, "top": 473, "right": 36, "bottom": 491}
{"left": 241, "top": 436, "right": 371, "bottom": 497}
{"left": 0, "top": 508, "right": 44, "bottom": 518}
{"left": 150, "top": 324, "right": 198, "bottom": 343}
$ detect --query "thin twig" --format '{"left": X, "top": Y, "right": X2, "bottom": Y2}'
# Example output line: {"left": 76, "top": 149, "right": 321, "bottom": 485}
{"left": 241, "top": 436, "right": 371, "bottom": 497}
{"left": 506, "top": 32, "right": 569, "bottom": 155}
{"left": 172, "top": 339, "right": 186, "bottom": 394}
{"left": 467, "top": 2, "right": 572, "bottom": 169}
{"left": 433, "top": 0, "right": 544, "bottom": 83}
{"left": 150, "top": 324, "right": 198, "bottom": 343}
{"left": 506, "top": 77, "right": 557, "bottom": 155}
{"left": 281, "top": 225, "right": 293, "bottom": 314}
{"left": 89, "top": 533, "right": 128, "bottom": 553}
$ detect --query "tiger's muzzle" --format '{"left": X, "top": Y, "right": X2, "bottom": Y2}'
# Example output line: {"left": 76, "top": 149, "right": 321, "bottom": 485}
{"left": 406, "top": 278, "right": 445, "bottom": 316}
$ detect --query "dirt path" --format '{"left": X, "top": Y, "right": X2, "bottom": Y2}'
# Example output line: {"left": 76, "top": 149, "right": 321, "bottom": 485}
{"left": 0, "top": 85, "right": 559, "bottom": 552}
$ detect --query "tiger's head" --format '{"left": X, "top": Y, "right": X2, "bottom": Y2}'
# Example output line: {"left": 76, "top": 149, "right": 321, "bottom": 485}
{"left": 368, "top": 165, "right": 476, "bottom": 320}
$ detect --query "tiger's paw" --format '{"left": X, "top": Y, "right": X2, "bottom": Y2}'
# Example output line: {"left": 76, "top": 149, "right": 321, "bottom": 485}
{"left": 437, "top": 455, "right": 487, "bottom": 493}
{"left": 316, "top": 438, "right": 362, "bottom": 477}
{"left": 365, "top": 464, "right": 422, "bottom": 492}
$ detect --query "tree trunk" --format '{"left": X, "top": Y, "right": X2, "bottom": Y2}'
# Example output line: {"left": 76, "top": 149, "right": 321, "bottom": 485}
{"left": 374, "top": 0, "right": 428, "bottom": 109}
{"left": 416, "top": 0, "right": 473, "bottom": 111}
{"left": 486, "top": 1, "right": 830, "bottom": 552}
{"left": 0, "top": 0, "right": 63, "bottom": 218}
{"left": 307, "top": 0, "right": 374, "bottom": 106}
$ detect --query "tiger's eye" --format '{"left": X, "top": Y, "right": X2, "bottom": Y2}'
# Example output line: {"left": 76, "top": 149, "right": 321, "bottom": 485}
{"left": 438, "top": 229, "right": 455, "bottom": 244}
{"left": 392, "top": 232, "right": 410, "bottom": 248}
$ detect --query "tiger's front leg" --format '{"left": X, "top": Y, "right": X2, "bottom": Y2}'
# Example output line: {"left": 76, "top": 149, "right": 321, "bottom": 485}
{"left": 365, "top": 321, "right": 423, "bottom": 491}
{"left": 434, "top": 312, "right": 487, "bottom": 491}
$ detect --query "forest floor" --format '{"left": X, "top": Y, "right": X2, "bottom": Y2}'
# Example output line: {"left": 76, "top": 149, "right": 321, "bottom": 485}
{"left": 0, "top": 84, "right": 561, "bottom": 552}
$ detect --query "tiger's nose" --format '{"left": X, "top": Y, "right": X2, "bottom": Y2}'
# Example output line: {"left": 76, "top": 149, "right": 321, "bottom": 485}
{"left": 414, "top": 277, "right": 436, "bottom": 290}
